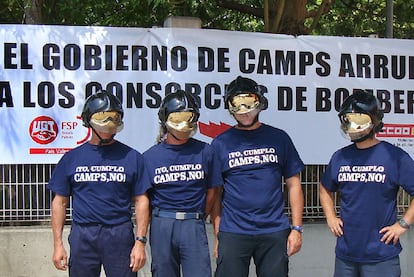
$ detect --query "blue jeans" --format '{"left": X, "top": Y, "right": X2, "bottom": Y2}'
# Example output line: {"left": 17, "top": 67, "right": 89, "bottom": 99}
{"left": 215, "top": 230, "right": 290, "bottom": 277}
{"left": 334, "top": 256, "right": 401, "bottom": 277}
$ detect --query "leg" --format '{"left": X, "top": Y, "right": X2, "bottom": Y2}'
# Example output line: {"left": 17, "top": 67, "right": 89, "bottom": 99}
{"left": 68, "top": 224, "right": 102, "bottom": 277}
{"left": 150, "top": 216, "right": 180, "bottom": 277}
{"left": 334, "top": 257, "right": 359, "bottom": 277}
{"left": 253, "top": 229, "right": 290, "bottom": 277}
{"left": 360, "top": 256, "right": 401, "bottom": 277}
{"left": 215, "top": 232, "right": 254, "bottom": 277}
{"left": 101, "top": 222, "right": 137, "bottom": 277}
{"left": 179, "top": 220, "right": 212, "bottom": 277}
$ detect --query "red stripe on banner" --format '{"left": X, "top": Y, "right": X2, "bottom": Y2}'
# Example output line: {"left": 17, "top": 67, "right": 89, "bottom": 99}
{"left": 29, "top": 148, "right": 72, "bottom": 154}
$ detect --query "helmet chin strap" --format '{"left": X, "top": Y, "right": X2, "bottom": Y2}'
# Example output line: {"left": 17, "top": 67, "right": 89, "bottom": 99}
{"left": 90, "top": 125, "right": 115, "bottom": 145}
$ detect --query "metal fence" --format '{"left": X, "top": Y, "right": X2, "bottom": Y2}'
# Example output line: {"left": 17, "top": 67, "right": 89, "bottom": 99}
{"left": 0, "top": 164, "right": 412, "bottom": 226}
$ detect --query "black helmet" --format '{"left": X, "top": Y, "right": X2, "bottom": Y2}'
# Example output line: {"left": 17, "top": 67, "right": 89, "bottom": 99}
{"left": 224, "top": 76, "right": 268, "bottom": 111}
{"left": 81, "top": 91, "right": 123, "bottom": 127}
{"left": 158, "top": 90, "right": 200, "bottom": 125}
{"left": 338, "top": 91, "right": 383, "bottom": 142}
{"left": 338, "top": 91, "right": 383, "bottom": 132}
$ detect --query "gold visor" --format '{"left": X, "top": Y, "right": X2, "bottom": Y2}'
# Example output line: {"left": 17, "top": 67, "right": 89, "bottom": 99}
{"left": 91, "top": 111, "right": 122, "bottom": 125}
{"left": 229, "top": 93, "right": 260, "bottom": 114}
{"left": 166, "top": 111, "right": 197, "bottom": 131}
{"left": 90, "top": 111, "right": 123, "bottom": 133}
{"left": 344, "top": 113, "right": 372, "bottom": 133}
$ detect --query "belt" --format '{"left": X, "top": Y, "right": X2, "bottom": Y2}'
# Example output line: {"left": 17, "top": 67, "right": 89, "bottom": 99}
{"left": 153, "top": 209, "right": 203, "bottom": 220}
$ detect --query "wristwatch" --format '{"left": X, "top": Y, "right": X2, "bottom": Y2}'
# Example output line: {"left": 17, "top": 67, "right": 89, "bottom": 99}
{"left": 398, "top": 219, "right": 410, "bottom": 229}
{"left": 136, "top": 236, "right": 148, "bottom": 244}
{"left": 291, "top": 225, "right": 304, "bottom": 233}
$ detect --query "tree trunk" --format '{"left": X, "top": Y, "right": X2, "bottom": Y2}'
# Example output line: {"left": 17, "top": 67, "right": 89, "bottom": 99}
{"left": 268, "top": 0, "right": 308, "bottom": 35}
{"left": 24, "top": 0, "right": 44, "bottom": 24}
{"left": 217, "top": 0, "right": 311, "bottom": 35}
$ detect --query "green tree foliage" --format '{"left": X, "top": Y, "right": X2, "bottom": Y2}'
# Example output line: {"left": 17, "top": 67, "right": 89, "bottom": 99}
{"left": 0, "top": 0, "right": 169, "bottom": 26}
{"left": 0, "top": 0, "right": 26, "bottom": 23}
{"left": 0, "top": 0, "right": 413, "bottom": 39}
{"left": 309, "top": 0, "right": 414, "bottom": 38}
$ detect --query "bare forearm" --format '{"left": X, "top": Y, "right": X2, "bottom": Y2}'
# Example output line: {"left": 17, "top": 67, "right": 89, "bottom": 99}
{"left": 205, "top": 187, "right": 218, "bottom": 217}
{"left": 401, "top": 199, "right": 414, "bottom": 225}
{"left": 135, "top": 194, "right": 150, "bottom": 237}
{"left": 210, "top": 187, "right": 223, "bottom": 235}
{"left": 319, "top": 184, "right": 337, "bottom": 219}
{"left": 51, "top": 195, "right": 68, "bottom": 247}
{"left": 287, "top": 175, "right": 304, "bottom": 226}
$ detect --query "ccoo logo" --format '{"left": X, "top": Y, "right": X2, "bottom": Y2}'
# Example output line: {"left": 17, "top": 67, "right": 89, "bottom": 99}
{"left": 377, "top": 124, "right": 414, "bottom": 138}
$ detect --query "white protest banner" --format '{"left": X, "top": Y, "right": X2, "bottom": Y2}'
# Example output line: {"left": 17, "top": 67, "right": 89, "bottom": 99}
{"left": 0, "top": 24, "right": 413, "bottom": 164}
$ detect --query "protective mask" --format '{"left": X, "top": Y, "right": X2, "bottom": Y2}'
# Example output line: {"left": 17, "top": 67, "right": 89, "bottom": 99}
{"left": 228, "top": 93, "right": 260, "bottom": 114}
{"left": 165, "top": 111, "right": 198, "bottom": 139}
{"left": 89, "top": 111, "right": 124, "bottom": 134}
{"left": 340, "top": 113, "right": 373, "bottom": 141}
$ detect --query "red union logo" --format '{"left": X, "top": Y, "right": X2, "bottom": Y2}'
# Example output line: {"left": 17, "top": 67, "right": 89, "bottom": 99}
{"left": 377, "top": 124, "right": 414, "bottom": 138}
{"left": 29, "top": 116, "right": 59, "bottom": 144}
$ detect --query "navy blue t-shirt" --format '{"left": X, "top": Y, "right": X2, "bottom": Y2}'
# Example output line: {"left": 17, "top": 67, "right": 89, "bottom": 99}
{"left": 211, "top": 124, "right": 305, "bottom": 235}
{"left": 143, "top": 138, "right": 222, "bottom": 212}
{"left": 47, "top": 141, "right": 151, "bottom": 225}
{"left": 321, "top": 141, "right": 414, "bottom": 263}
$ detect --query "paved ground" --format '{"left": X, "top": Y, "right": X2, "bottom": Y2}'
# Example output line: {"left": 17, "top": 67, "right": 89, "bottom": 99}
{"left": 3, "top": 223, "right": 414, "bottom": 276}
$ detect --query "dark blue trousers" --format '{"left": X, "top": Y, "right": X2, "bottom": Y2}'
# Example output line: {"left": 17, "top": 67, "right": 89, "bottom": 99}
{"left": 68, "top": 221, "right": 136, "bottom": 277}
{"left": 215, "top": 230, "right": 290, "bottom": 277}
{"left": 334, "top": 256, "right": 401, "bottom": 277}
{"left": 150, "top": 216, "right": 212, "bottom": 277}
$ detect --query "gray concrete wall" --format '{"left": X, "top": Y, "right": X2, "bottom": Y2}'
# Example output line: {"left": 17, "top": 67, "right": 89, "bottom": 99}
{"left": 1, "top": 223, "right": 414, "bottom": 277}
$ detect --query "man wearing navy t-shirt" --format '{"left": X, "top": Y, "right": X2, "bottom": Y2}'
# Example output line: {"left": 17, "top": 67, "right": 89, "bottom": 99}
{"left": 320, "top": 91, "right": 414, "bottom": 277}
{"left": 211, "top": 76, "right": 305, "bottom": 277}
{"left": 48, "top": 91, "right": 151, "bottom": 277}
{"left": 144, "top": 90, "right": 221, "bottom": 277}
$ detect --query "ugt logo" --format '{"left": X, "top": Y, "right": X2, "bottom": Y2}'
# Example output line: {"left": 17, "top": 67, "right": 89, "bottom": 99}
{"left": 29, "top": 116, "right": 58, "bottom": 144}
